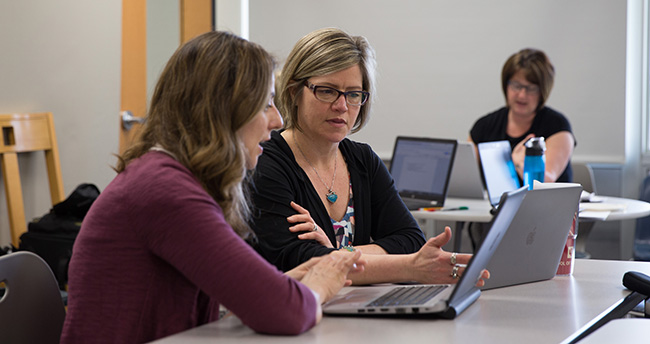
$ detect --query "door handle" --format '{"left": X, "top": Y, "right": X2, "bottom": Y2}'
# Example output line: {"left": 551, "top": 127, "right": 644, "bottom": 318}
{"left": 121, "top": 110, "right": 146, "bottom": 131}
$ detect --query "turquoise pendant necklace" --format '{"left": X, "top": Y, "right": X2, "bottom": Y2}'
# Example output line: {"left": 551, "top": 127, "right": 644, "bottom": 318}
{"left": 293, "top": 131, "right": 338, "bottom": 203}
{"left": 326, "top": 189, "right": 338, "bottom": 203}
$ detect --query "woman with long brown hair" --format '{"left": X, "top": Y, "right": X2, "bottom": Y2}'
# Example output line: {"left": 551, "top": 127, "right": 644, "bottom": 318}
{"left": 61, "top": 31, "right": 361, "bottom": 343}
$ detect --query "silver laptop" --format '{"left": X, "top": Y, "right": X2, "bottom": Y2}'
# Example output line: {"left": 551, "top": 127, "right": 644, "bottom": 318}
{"left": 481, "top": 184, "right": 582, "bottom": 290}
{"left": 447, "top": 141, "right": 487, "bottom": 199}
{"left": 322, "top": 186, "right": 527, "bottom": 319}
{"left": 389, "top": 136, "right": 457, "bottom": 210}
{"left": 477, "top": 140, "right": 521, "bottom": 208}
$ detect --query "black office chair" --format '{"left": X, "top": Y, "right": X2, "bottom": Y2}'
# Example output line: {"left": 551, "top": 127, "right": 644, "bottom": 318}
{"left": 564, "top": 271, "right": 650, "bottom": 343}
{"left": 0, "top": 251, "right": 66, "bottom": 344}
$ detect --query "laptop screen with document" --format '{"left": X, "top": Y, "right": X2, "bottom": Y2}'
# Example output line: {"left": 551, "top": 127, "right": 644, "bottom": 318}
{"left": 389, "top": 136, "right": 457, "bottom": 209}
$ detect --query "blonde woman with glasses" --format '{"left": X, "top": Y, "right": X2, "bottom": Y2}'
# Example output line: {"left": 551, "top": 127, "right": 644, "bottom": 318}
{"left": 250, "top": 27, "right": 489, "bottom": 286}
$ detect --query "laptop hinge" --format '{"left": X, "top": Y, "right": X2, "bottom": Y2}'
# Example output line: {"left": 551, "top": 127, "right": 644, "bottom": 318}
{"left": 441, "top": 289, "right": 481, "bottom": 319}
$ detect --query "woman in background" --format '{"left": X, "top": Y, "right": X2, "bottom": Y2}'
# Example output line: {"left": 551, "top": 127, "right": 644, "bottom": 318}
{"left": 469, "top": 48, "right": 575, "bottom": 183}
{"left": 61, "top": 31, "right": 362, "bottom": 344}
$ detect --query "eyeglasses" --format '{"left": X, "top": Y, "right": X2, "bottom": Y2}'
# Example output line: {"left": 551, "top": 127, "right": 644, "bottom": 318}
{"left": 303, "top": 81, "right": 369, "bottom": 106}
{"left": 508, "top": 81, "right": 540, "bottom": 95}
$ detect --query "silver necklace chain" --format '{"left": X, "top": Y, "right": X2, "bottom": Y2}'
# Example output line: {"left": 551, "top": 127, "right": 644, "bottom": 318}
{"left": 293, "top": 131, "right": 338, "bottom": 203}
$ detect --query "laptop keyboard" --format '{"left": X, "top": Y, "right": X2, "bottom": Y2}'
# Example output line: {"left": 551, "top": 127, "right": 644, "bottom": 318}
{"left": 366, "top": 285, "right": 446, "bottom": 307}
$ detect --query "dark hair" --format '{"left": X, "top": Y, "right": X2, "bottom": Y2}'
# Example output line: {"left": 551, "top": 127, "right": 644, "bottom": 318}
{"left": 501, "top": 48, "right": 555, "bottom": 110}
{"left": 116, "top": 31, "right": 275, "bottom": 237}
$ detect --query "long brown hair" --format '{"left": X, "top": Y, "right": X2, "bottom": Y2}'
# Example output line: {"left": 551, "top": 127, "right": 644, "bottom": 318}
{"left": 116, "top": 31, "right": 275, "bottom": 238}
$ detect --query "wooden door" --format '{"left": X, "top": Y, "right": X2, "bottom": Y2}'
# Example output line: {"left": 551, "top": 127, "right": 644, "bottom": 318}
{"left": 119, "top": 0, "right": 213, "bottom": 155}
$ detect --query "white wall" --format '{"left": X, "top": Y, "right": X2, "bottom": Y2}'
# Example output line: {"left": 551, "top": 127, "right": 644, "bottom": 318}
{"left": 248, "top": 0, "right": 627, "bottom": 164}
{"left": 0, "top": 0, "right": 121, "bottom": 245}
{"left": 0, "top": 0, "right": 635, "bottom": 247}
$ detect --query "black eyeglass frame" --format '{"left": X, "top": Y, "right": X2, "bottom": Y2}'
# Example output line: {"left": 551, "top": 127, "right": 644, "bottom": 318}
{"left": 507, "top": 80, "right": 540, "bottom": 95}
{"left": 303, "top": 81, "right": 370, "bottom": 106}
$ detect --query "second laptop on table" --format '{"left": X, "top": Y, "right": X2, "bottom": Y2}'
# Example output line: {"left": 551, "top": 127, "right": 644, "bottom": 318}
{"left": 481, "top": 183, "right": 582, "bottom": 290}
{"left": 389, "top": 136, "right": 457, "bottom": 210}
{"left": 447, "top": 141, "right": 487, "bottom": 199}
{"left": 477, "top": 140, "right": 521, "bottom": 209}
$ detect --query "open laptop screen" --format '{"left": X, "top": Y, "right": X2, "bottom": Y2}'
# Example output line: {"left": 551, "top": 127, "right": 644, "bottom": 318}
{"left": 389, "top": 136, "right": 457, "bottom": 203}
{"left": 477, "top": 140, "right": 521, "bottom": 207}
{"left": 447, "top": 141, "right": 486, "bottom": 199}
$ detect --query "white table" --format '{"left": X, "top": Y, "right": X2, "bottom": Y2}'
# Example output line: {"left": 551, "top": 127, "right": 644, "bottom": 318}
{"left": 412, "top": 196, "right": 650, "bottom": 255}
{"left": 149, "top": 259, "right": 650, "bottom": 344}
{"left": 410, "top": 197, "right": 493, "bottom": 223}
{"left": 411, "top": 197, "right": 492, "bottom": 252}
{"left": 577, "top": 196, "right": 650, "bottom": 258}
{"left": 579, "top": 195, "right": 650, "bottom": 221}
{"left": 578, "top": 318, "right": 649, "bottom": 343}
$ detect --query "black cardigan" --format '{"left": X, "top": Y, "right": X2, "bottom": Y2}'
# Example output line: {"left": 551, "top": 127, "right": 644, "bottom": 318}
{"left": 250, "top": 130, "right": 426, "bottom": 271}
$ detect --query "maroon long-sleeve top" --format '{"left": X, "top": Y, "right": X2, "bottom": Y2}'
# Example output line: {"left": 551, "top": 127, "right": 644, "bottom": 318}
{"left": 60, "top": 151, "right": 317, "bottom": 343}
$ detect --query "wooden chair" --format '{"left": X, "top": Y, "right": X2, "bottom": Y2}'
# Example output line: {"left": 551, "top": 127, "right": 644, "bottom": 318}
{"left": 0, "top": 113, "right": 65, "bottom": 247}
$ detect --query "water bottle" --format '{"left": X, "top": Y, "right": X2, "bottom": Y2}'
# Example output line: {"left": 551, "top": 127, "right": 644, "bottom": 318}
{"left": 523, "top": 137, "right": 546, "bottom": 190}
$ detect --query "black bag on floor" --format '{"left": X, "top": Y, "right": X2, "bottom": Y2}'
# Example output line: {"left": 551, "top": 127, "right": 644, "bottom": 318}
{"left": 18, "top": 183, "right": 100, "bottom": 289}
{"left": 19, "top": 231, "right": 78, "bottom": 289}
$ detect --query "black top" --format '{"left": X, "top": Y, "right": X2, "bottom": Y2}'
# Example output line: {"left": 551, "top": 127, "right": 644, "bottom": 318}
{"left": 250, "top": 130, "right": 426, "bottom": 271}
{"left": 469, "top": 106, "right": 575, "bottom": 182}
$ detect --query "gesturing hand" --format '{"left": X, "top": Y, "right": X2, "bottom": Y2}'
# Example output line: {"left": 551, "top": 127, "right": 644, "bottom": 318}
{"left": 409, "top": 227, "right": 489, "bottom": 286}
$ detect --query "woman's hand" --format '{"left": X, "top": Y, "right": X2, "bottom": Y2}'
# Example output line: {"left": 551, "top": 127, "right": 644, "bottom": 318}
{"left": 409, "top": 227, "right": 490, "bottom": 286}
{"left": 298, "top": 250, "right": 365, "bottom": 304}
{"left": 512, "top": 133, "right": 536, "bottom": 178}
{"left": 287, "top": 201, "right": 334, "bottom": 248}
{"left": 543, "top": 131, "right": 575, "bottom": 182}
{"left": 284, "top": 256, "right": 324, "bottom": 281}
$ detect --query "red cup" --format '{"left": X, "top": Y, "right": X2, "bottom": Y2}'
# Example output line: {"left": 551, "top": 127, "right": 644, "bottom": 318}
{"left": 556, "top": 213, "right": 577, "bottom": 275}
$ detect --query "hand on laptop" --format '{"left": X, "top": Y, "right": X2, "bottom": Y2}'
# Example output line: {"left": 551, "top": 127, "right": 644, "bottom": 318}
{"left": 290, "top": 249, "right": 365, "bottom": 304}
{"left": 409, "top": 227, "right": 490, "bottom": 286}
{"left": 287, "top": 201, "right": 334, "bottom": 248}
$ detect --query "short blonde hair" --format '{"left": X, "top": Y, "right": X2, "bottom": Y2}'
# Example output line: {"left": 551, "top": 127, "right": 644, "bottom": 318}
{"left": 277, "top": 27, "right": 377, "bottom": 134}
